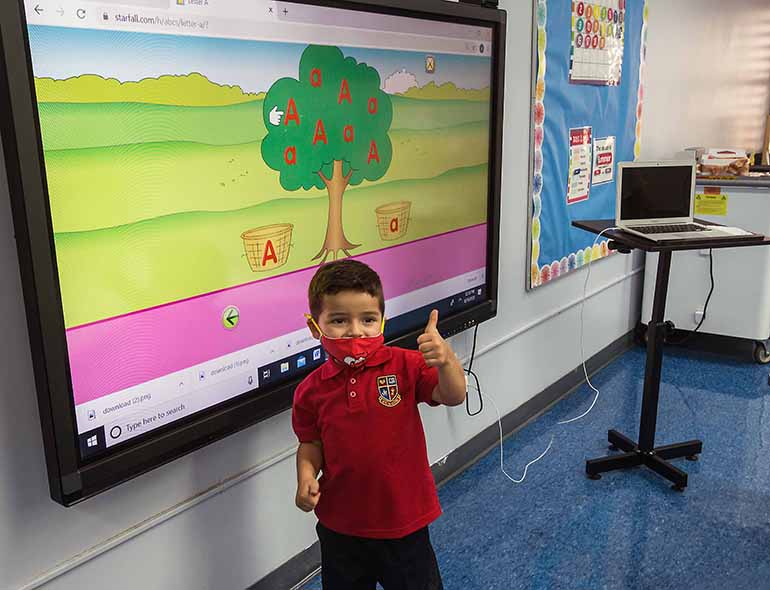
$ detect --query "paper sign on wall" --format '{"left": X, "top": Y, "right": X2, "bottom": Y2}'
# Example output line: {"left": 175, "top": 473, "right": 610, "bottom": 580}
{"left": 567, "top": 126, "right": 592, "bottom": 204}
{"left": 570, "top": 0, "right": 626, "bottom": 86}
{"left": 592, "top": 136, "right": 615, "bottom": 185}
{"left": 694, "top": 187, "right": 728, "bottom": 217}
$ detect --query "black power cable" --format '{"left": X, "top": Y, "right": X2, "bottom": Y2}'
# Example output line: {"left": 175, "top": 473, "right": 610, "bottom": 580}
{"left": 668, "top": 249, "right": 714, "bottom": 345}
{"left": 465, "top": 324, "right": 483, "bottom": 416}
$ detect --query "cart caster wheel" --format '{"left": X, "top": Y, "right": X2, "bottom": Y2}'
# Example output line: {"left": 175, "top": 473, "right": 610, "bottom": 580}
{"left": 753, "top": 341, "right": 770, "bottom": 365}
{"left": 587, "top": 473, "right": 602, "bottom": 480}
{"left": 608, "top": 445, "right": 619, "bottom": 451}
{"left": 671, "top": 484, "right": 686, "bottom": 492}
{"left": 686, "top": 455, "right": 699, "bottom": 462}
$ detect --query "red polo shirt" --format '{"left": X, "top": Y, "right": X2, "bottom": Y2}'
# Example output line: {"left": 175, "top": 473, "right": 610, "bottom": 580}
{"left": 292, "top": 345, "right": 442, "bottom": 539}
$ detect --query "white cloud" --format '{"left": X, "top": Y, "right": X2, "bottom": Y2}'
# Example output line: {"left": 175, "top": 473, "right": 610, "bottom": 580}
{"left": 382, "top": 68, "right": 419, "bottom": 95}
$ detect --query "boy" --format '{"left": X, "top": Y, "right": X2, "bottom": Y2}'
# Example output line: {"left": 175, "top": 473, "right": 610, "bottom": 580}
{"left": 292, "top": 259, "right": 467, "bottom": 590}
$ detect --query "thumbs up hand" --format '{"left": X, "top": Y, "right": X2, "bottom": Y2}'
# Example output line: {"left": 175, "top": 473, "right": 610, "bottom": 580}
{"left": 418, "top": 310, "right": 467, "bottom": 406}
{"left": 417, "top": 310, "right": 449, "bottom": 368}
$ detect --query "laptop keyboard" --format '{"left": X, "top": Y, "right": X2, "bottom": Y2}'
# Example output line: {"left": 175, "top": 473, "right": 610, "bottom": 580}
{"left": 633, "top": 223, "right": 709, "bottom": 235}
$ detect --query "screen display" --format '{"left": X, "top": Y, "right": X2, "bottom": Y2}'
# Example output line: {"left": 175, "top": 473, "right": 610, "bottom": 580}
{"left": 619, "top": 165, "right": 694, "bottom": 221}
{"left": 22, "top": 0, "right": 493, "bottom": 459}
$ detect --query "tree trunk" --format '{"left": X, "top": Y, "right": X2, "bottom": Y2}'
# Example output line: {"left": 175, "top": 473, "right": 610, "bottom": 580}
{"left": 313, "top": 160, "right": 359, "bottom": 263}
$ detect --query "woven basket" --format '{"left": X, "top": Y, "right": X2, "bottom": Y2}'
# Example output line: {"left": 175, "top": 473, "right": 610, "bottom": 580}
{"left": 241, "top": 223, "right": 293, "bottom": 272}
{"left": 375, "top": 201, "right": 411, "bottom": 241}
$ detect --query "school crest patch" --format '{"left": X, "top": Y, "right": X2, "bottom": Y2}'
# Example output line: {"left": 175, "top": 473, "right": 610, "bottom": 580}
{"left": 377, "top": 375, "right": 402, "bottom": 407}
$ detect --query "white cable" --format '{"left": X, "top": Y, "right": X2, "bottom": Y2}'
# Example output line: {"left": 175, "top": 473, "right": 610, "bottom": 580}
{"left": 462, "top": 228, "right": 617, "bottom": 481}
{"left": 470, "top": 381, "right": 554, "bottom": 483}
{"left": 558, "top": 227, "right": 619, "bottom": 425}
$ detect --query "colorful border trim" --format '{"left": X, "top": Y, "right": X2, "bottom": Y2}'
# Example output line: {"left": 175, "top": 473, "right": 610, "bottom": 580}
{"left": 633, "top": 1, "right": 648, "bottom": 159}
{"left": 530, "top": 0, "right": 547, "bottom": 288}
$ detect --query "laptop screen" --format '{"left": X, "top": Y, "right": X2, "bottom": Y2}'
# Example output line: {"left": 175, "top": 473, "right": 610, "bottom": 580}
{"left": 620, "top": 165, "right": 693, "bottom": 221}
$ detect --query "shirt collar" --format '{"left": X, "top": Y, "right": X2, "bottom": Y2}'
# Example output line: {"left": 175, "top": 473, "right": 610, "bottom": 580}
{"left": 319, "top": 345, "right": 392, "bottom": 380}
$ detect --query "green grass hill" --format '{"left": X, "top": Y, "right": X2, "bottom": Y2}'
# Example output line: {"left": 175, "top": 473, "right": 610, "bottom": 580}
{"left": 398, "top": 82, "right": 490, "bottom": 102}
{"left": 34, "top": 73, "right": 262, "bottom": 107}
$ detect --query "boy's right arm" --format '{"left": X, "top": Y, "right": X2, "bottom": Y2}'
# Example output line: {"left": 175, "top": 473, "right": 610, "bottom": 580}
{"left": 295, "top": 440, "right": 323, "bottom": 512}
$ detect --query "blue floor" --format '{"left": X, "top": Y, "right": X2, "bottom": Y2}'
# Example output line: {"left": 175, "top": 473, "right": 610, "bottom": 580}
{"left": 302, "top": 344, "right": 770, "bottom": 589}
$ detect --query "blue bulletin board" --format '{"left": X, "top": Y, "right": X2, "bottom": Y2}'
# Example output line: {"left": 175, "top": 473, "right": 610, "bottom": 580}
{"left": 528, "top": 0, "right": 648, "bottom": 288}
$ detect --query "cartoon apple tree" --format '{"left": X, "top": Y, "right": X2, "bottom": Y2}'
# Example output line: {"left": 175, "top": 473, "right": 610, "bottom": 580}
{"left": 262, "top": 45, "right": 393, "bottom": 262}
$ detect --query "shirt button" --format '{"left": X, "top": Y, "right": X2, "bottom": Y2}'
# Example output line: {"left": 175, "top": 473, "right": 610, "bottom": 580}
{"left": 350, "top": 378, "right": 356, "bottom": 384}
{"left": 350, "top": 391, "right": 357, "bottom": 398}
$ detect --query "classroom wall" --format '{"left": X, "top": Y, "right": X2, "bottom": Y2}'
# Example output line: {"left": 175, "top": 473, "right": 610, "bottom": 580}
{"left": 0, "top": 1, "right": 648, "bottom": 588}
{"left": 640, "top": 0, "right": 770, "bottom": 160}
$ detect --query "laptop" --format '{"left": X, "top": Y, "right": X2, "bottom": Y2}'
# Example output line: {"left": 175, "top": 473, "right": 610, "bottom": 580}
{"left": 616, "top": 161, "right": 749, "bottom": 242}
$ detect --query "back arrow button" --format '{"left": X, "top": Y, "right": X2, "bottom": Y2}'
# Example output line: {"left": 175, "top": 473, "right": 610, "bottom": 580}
{"left": 34, "top": 5, "right": 43, "bottom": 15}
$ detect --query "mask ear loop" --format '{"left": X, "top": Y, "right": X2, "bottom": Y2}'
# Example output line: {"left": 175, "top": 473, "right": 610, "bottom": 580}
{"left": 304, "top": 313, "right": 325, "bottom": 338}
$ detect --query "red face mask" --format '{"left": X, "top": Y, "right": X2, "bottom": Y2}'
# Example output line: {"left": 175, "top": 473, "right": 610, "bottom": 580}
{"left": 305, "top": 314, "right": 386, "bottom": 368}
{"left": 321, "top": 333, "right": 385, "bottom": 368}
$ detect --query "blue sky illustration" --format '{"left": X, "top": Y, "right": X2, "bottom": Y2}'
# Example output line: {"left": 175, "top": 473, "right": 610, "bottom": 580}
{"left": 28, "top": 25, "right": 491, "bottom": 94}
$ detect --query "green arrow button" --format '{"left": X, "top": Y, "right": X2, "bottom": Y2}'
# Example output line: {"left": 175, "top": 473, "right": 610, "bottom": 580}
{"left": 222, "top": 306, "right": 240, "bottom": 329}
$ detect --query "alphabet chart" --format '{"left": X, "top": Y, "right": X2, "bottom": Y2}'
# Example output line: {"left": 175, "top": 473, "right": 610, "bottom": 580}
{"left": 569, "top": 0, "right": 625, "bottom": 86}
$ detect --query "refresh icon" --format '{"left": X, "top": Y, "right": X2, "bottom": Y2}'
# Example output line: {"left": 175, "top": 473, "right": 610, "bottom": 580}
{"left": 76, "top": 8, "right": 86, "bottom": 19}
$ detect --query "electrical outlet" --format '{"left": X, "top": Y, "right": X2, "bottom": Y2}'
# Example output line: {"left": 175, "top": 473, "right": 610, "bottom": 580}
{"left": 694, "top": 310, "right": 704, "bottom": 324}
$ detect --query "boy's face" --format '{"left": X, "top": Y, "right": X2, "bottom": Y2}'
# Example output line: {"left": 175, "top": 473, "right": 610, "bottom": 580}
{"left": 310, "top": 290, "right": 383, "bottom": 339}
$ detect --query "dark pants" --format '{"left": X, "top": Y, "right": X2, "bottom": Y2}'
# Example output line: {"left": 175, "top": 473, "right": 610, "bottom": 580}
{"left": 316, "top": 522, "right": 444, "bottom": 590}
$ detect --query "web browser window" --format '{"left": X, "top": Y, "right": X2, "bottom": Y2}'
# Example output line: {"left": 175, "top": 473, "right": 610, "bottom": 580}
{"left": 22, "top": 0, "right": 493, "bottom": 459}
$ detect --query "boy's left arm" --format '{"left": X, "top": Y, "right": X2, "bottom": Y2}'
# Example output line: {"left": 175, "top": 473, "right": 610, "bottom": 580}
{"left": 417, "top": 310, "right": 467, "bottom": 406}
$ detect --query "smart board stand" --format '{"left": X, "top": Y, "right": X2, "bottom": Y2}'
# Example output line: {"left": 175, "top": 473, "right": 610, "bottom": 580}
{"left": 573, "top": 219, "right": 769, "bottom": 491}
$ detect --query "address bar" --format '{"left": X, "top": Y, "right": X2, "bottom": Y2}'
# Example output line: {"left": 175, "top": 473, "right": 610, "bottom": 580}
{"left": 97, "top": 6, "right": 483, "bottom": 56}
{"left": 103, "top": 8, "right": 213, "bottom": 33}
